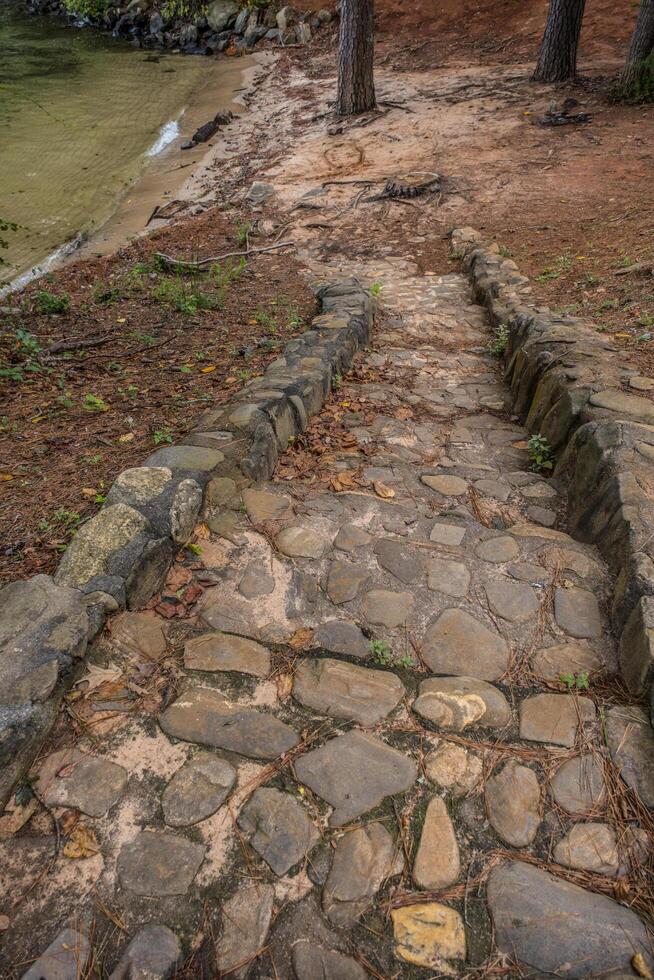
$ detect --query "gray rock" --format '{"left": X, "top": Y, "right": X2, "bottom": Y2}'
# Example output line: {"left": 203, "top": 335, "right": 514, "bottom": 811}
{"left": 109, "top": 924, "right": 181, "bottom": 979}
{"left": 206, "top": 476, "right": 238, "bottom": 509}
{"left": 414, "top": 677, "right": 511, "bottom": 729}
{"left": 426, "top": 558, "right": 470, "bottom": 597}
{"left": 215, "top": 882, "right": 274, "bottom": 979}
{"left": 487, "top": 861, "right": 653, "bottom": 977}
{"left": 527, "top": 504, "right": 557, "bottom": 526}
{"left": 293, "top": 657, "right": 404, "bottom": 726}
{"left": 334, "top": 523, "right": 371, "bottom": 551}
{"left": 429, "top": 522, "right": 467, "bottom": 546}
{"left": 145, "top": 445, "right": 224, "bottom": 475}
{"left": 39, "top": 748, "right": 128, "bottom": 817}
{"left": 246, "top": 181, "right": 274, "bottom": 205}
{"left": 276, "top": 526, "right": 328, "bottom": 559}
{"left": 184, "top": 632, "right": 271, "bottom": 677}
{"left": 242, "top": 487, "right": 292, "bottom": 522}
{"left": 0, "top": 574, "right": 88, "bottom": 707}
{"left": 475, "top": 536, "right": 519, "bottom": 563}
{"left": 322, "top": 822, "right": 402, "bottom": 926}
{"left": 519, "top": 693, "right": 595, "bottom": 747}
{"left": 421, "top": 608, "right": 508, "bottom": 680}
{"left": 238, "top": 560, "right": 275, "bottom": 598}
{"left": 485, "top": 579, "right": 539, "bottom": 622}
{"left": 292, "top": 942, "right": 367, "bottom": 980}
{"left": 531, "top": 641, "right": 604, "bottom": 682}
{"left": 117, "top": 831, "right": 205, "bottom": 896}
{"left": 106, "top": 467, "right": 202, "bottom": 544}
{"left": 362, "top": 589, "right": 414, "bottom": 627}
{"left": 326, "top": 561, "right": 371, "bottom": 604}
{"left": 238, "top": 787, "right": 318, "bottom": 875}
{"left": 590, "top": 388, "right": 654, "bottom": 422}
{"left": 295, "top": 730, "right": 417, "bottom": 825}
{"left": 605, "top": 705, "right": 654, "bottom": 806}
{"left": 313, "top": 620, "right": 370, "bottom": 659}
{"left": 276, "top": 4, "right": 296, "bottom": 32}
{"left": 413, "top": 796, "right": 460, "bottom": 890}
{"left": 206, "top": 0, "right": 239, "bottom": 31}
{"left": 421, "top": 473, "right": 468, "bottom": 496}
{"left": 549, "top": 754, "right": 606, "bottom": 814}
{"left": 475, "top": 478, "right": 511, "bottom": 501}
{"left": 554, "top": 823, "right": 619, "bottom": 875}
{"left": 374, "top": 538, "right": 422, "bottom": 584}
{"left": 162, "top": 752, "right": 236, "bottom": 827}
{"left": 485, "top": 760, "right": 541, "bottom": 847}
{"left": 508, "top": 561, "right": 549, "bottom": 585}
{"left": 23, "top": 928, "right": 90, "bottom": 980}
{"left": 554, "top": 587, "right": 603, "bottom": 638}
{"left": 159, "top": 687, "right": 299, "bottom": 759}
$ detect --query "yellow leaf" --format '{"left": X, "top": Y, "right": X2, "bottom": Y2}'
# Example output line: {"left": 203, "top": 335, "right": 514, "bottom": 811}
{"left": 63, "top": 824, "right": 100, "bottom": 860}
{"left": 118, "top": 433, "right": 134, "bottom": 443}
{"left": 374, "top": 481, "right": 396, "bottom": 499}
{"left": 80, "top": 487, "right": 97, "bottom": 498}
{"left": 116, "top": 317, "right": 126, "bottom": 323}
{"left": 276, "top": 673, "right": 293, "bottom": 700}
{"left": 200, "top": 365, "right": 216, "bottom": 374}
{"left": 288, "top": 627, "right": 314, "bottom": 650}
{"left": 31, "top": 415, "right": 44, "bottom": 424}
{"left": 0, "top": 473, "right": 13, "bottom": 482}
{"left": 614, "top": 332, "right": 631, "bottom": 338}
{"left": 575, "top": 255, "right": 587, "bottom": 260}
{"left": 632, "top": 953, "right": 653, "bottom": 979}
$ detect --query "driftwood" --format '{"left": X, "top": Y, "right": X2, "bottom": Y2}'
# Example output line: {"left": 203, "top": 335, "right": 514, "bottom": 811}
{"left": 153, "top": 240, "right": 296, "bottom": 272}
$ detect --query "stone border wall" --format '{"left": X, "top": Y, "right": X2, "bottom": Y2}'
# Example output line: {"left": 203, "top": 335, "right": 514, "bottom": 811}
{"left": 0, "top": 279, "right": 373, "bottom": 809}
{"left": 452, "top": 227, "right": 654, "bottom": 725}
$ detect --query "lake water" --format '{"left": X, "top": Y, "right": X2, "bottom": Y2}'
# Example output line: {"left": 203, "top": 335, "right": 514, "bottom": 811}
{"left": 0, "top": 1, "right": 243, "bottom": 284}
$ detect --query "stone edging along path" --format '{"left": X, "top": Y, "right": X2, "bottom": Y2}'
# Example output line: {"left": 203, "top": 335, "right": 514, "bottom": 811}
{"left": 453, "top": 227, "right": 654, "bottom": 723}
{"left": 0, "top": 279, "right": 373, "bottom": 810}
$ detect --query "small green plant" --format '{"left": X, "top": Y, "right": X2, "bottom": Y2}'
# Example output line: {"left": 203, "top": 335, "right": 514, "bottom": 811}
{"left": 536, "top": 256, "right": 571, "bottom": 283}
{"left": 370, "top": 639, "right": 392, "bottom": 665}
{"left": 153, "top": 428, "right": 173, "bottom": 445}
{"left": 499, "top": 245, "right": 512, "bottom": 258}
{"left": 56, "top": 393, "right": 74, "bottom": 409}
{"left": 83, "top": 453, "right": 103, "bottom": 465}
{"left": 331, "top": 373, "right": 343, "bottom": 390}
{"left": 82, "top": 393, "right": 108, "bottom": 413}
{"left": 370, "top": 280, "right": 382, "bottom": 297}
{"left": 0, "top": 366, "right": 24, "bottom": 382}
{"left": 236, "top": 368, "right": 252, "bottom": 382}
{"left": 186, "top": 542, "right": 202, "bottom": 556}
{"left": 236, "top": 221, "right": 252, "bottom": 247}
{"left": 527, "top": 433, "right": 554, "bottom": 473}
{"left": 62, "top": 0, "right": 111, "bottom": 17}
{"left": 488, "top": 324, "right": 509, "bottom": 357}
{"left": 559, "top": 670, "right": 590, "bottom": 691}
{"left": 637, "top": 313, "right": 654, "bottom": 328}
{"left": 126, "top": 384, "right": 139, "bottom": 400}
{"left": 93, "top": 282, "right": 121, "bottom": 305}
{"left": 15, "top": 328, "right": 41, "bottom": 358}
{"left": 39, "top": 509, "right": 81, "bottom": 540}
{"left": 34, "top": 289, "right": 70, "bottom": 315}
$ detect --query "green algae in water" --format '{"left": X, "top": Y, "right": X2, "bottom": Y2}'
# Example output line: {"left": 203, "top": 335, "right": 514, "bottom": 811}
{"left": 0, "top": 2, "right": 220, "bottom": 283}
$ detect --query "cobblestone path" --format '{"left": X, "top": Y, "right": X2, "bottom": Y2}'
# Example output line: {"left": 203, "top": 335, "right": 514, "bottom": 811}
{"left": 3, "top": 259, "right": 653, "bottom": 978}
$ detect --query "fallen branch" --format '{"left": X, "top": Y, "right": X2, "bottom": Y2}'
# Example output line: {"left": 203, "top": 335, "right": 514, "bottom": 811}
{"left": 45, "top": 334, "right": 113, "bottom": 355}
{"left": 153, "top": 241, "right": 295, "bottom": 272}
{"left": 614, "top": 262, "right": 654, "bottom": 277}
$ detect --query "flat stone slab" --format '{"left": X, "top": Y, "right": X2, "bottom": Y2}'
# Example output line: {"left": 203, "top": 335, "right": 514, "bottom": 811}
{"left": 295, "top": 730, "right": 417, "bottom": 826}
{"left": 421, "top": 473, "right": 468, "bottom": 496}
{"left": 322, "top": 821, "right": 403, "bottom": 926}
{"left": 110, "top": 611, "right": 167, "bottom": 661}
{"left": 162, "top": 752, "right": 236, "bottom": 827}
{"left": 23, "top": 928, "right": 91, "bottom": 980}
{"left": 362, "top": 589, "right": 415, "bottom": 628}
{"left": 475, "top": 535, "right": 519, "bottom": 563}
{"left": 424, "top": 740, "right": 482, "bottom": 796}
{"left": 242, "top": 488, "right": 292, "bottom": 522}
{"left": 554, "top": 586, "right": 602, "bottom": 638}
{"left": 426, "top": 558, "right": 470, "bottom": 597}
{"left": 184, "top": 632, "right": 271, "bottom": 677}
{"left": 590, "top": 388, "right": 654, "bottom": 422}
{"left": 430, "top": 522, "right": 466, "bottom": 546}
{"left": 413, "top": 796, "right": 460, "bottom": 890}
{"left": 550, "top": 754, "right": 606, "bottom": 814}
{"left": 374, "top": 538, "right": 422, "bottom": 584}
{"left": 326, "top": 561, "right": 371, "bottom": 604}
{"left": 485, "top": 760, "right": 541, "bottom": 847}
{"left": 39, "top": 748, "right": 128, "bottom": 817}
{"left": 334, "top": 522, "right": 372, "bottom": 552}
{"left": 117, "top": 830, "right": 205, "bottom": 896}
{"left": 108, "top": 924, "right": 180, "bottom": 980}
{"left": 508, "top": 561, "right": 550, "bottom": 585}
{"left": 238, "top": 560, "right": 275, "bottom": 598}
{"left": 485, "top": 579, "right": 539, "bottom": 622}
{"left": 531, "top": 641, "right": 604, "bottom": 682}
{"left": 159, "top": 687, "right": 299, "bottom": 759}
{"left": 605, "top": 705, "right": 654, "bottom": 807}
{"left": 421, "top": 608, "right": 509, "bottom": 681}
{"left": 391, "top": 902, "right": 466, "bottom": 972}
{"left": 488, "top": 861, "right": 653, "bottom": 977}
{"left": 519, "top": 693, "right": 596, "bottom": 747}
{"left": 313, "top": 620, "right": 370, "bottom": 659}
{"left": 238, "top": 786, "right": 318, "bottom": 875}
{"left": 292, "top": 942, "right": 367, "bottom": 980}
{"left": 215, "top": 882, "right": 274, "bottom": 979}
{"left": 414, "top": 677, "right": 511, "bottom": 730}
{"left": 276, "top": 526, "right": 328, "bottom": 559}
{"left": 554, "top": 822, "right": 619, "bottom": 875}
{"left": 293, "top": 657, "right": 405, "bottom": 726}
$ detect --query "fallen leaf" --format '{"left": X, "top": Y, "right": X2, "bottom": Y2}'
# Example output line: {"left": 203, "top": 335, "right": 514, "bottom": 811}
{"left": 59, "top": 810, "right": 80, "bottom": 835}
{"left": 118, "top": 433, "right": 134, "bottom": 443}
{"left": 632, "top": 953, "right": 653, "bottom": 979}
{"left": 194, "top": 523, "right": 210, "bottom": 540}
{"left": 181, "top": 584, "right": 203, "bottom": 606}
{"left": 80, "top": 487, "right": 98, "bottom": 499}
{"left": 165, "top": 565, "right": 193, "bottom": 591}
{"left": 200, "top": 365, "right": 216, "bottom": 373}
{"left": 374, "top": 481, "right": 395, "bottom": 499}
{"left": 276, "top": 673, "right": 293, "bottom": 700}
{"left": 76, "top": 664, "right": 122, "bottom": 694}
{"left": 63, "top": 824, "right": 99, "bottom": 860}
{"left": 288, "top": 627, "right": 314, "bottom": 650}
{"left": 0, "top": 473, "right": 13, "bottom": 482}
{"left": 0, "top": 915, "right": 9, "bottom": 931}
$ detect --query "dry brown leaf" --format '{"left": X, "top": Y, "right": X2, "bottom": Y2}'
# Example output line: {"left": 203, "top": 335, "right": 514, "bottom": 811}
{"left": 0, "top": 915, "right": 9, "bottom": 931}
{"left": 194, "top": 523, "right": 211, "bottom": 540}
{"left": 59, "top": 810, "right": 80, "bottom": 836}
{"left": 165, "top": 565, "right": 193, "bottom": 591}
{"left": 374, "top": 481, "right": 396, "bottom": 499}
{"left": 63, "top": 825, "right": 100, "bottom": 860}
{"left": 76, "top": 664, "right": 123, "bottom": 694}
{"left": 276, "top": 673, "right": 293, "bottom": 700}
{"left": 632, "top": 954, "right": 653, "bottom": 979}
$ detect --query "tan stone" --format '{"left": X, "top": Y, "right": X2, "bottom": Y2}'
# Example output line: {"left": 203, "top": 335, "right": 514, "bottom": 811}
{"left": 391, "top": 903, "right": 466, "bottom": 973}
{"left": 531, "top": 642, "right": 605, "bottom": 683}
{"left": 554, "top": 823, "right": 619, "bottom": 875}
{"left": 519, "top": 693, "right": 596, "bottom": 747}
{"left": 413, "top": 797, "right": 460, "bottom": 889}
{"left": 424, "top": 740, "right": 483, "bottom": 796}
{"left": 242, "top": 488, "right": 292, "bottom": 523}
{"left": 293, "top": 657, "right": 404, "bottom": 726}
{"left": 486, "top": 760, "right": 541, "bottom": 847}
{"left": 184, "top": 632, "right": 271, "bottom": 677}
{"left": 110, "top": 612, "right": 167, "bottom": 661}
{"left": 421, "top": 474, "right": 468, "bottom": 496}
{"left": 413, "top": 689, "right": 486, "bottom": 731}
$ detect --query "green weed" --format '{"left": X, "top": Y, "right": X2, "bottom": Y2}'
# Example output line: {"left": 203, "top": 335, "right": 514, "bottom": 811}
{"left": 34, "top": 289, "right": 70, "bottom": 315}
{"left": 82, "top": 393, "right": 109, "bottom": 412}
{"left": 153, "top": 428, "right": 173, "bottom": 445}
{"left": 527, "top": 433, "right": 554, "bottom": 473}
{"left": 559, "top": 670, "right": 590, "bottom": 691}
{"left": 488, "top": 324, "right": 509, "bottom": 357}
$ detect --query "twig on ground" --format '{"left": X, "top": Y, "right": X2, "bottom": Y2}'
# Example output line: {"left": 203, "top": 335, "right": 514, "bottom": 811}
{"left": 153, "top": 241, "right": 295, "bottom": 272}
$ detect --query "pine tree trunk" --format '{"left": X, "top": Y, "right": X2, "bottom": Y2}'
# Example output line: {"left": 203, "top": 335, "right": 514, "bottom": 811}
{"left": 621, "top": 0, "right": 654, "bottom": 89}
{"left": 336, "top": 0, "right": 376, "bottom": 116}
{"left": 532, "top": 0, "right": 586, "bottom": 82}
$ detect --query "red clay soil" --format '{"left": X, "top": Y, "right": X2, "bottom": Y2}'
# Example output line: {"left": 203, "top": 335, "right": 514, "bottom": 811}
{"left": 0, "top": 209, "right": 312, "bottom": 583}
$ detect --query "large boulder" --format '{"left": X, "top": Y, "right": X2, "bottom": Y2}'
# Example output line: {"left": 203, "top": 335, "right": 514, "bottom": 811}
{"left": 206, "top": 0, "right": 238, "bottom": 31}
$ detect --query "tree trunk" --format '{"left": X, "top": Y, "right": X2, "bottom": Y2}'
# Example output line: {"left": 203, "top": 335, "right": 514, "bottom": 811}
{"left": 336, "top": 0, "right": 376, "bottom": 116}
{"left": 532, "top": 0, "right": 586, "bottom": 82}
{"left": 620, "top": 0, "right": 654, "bottom": 97}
